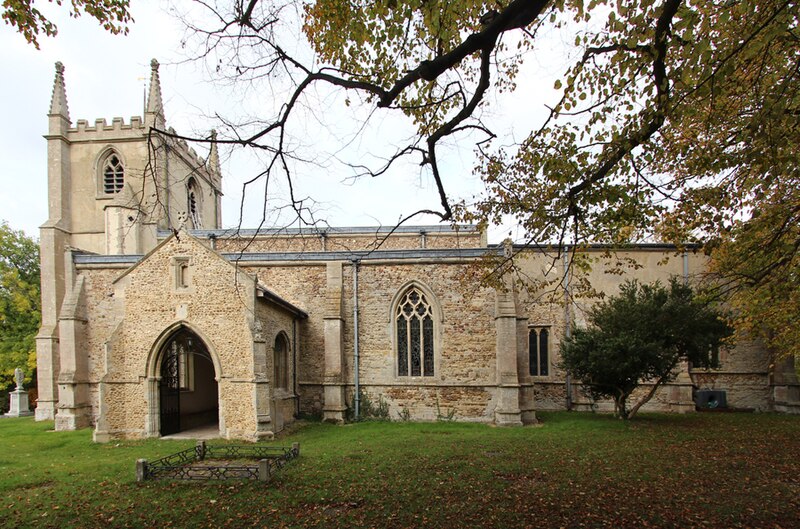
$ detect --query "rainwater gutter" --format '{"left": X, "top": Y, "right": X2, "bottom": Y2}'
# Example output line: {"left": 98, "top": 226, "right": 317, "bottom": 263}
{"left": 352, "top": 259, "right": 361, "bottom": 420}
{"left": 563, "top": 247, "right": 573, "bottom": 411}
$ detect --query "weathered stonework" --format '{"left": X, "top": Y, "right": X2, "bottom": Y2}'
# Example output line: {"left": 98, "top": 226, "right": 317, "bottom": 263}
{"left": 36, "top": 60, "right": 800, "bottom": 442}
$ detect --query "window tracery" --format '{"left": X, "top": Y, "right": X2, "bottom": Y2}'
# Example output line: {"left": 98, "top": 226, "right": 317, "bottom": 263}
{"left": 102, "top": 152, "right": 125, "bottom": 194}
{"left": 395, "top": 286, "right": 435, "bottom": 377}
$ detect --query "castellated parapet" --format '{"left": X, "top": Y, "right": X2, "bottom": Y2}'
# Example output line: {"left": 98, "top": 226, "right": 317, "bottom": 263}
{"left": 73, "top": 116, "right": 144, "bottom": 133}
{"left": 42, "top": 60, "right": 223, "bottom": 256}
{"left": 66, "top": 120, "right": 212, "bottom": 177}
{"left": 165, "top": 127, "right": 213, "bottom": 174}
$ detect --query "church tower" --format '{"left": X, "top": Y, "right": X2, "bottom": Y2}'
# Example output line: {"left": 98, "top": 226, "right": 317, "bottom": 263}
{"left": 36, "top": 60, "right": 223, "bottom": 422}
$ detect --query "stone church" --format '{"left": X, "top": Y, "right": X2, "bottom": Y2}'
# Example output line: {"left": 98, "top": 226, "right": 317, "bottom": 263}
{"left": 36, "top": 60, "right": 800, "bottom": 441}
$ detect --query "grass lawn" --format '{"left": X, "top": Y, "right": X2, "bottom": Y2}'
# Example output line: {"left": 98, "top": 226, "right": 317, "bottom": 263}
{"left": 1, "top": 412, "right": 799, "bottom": 528}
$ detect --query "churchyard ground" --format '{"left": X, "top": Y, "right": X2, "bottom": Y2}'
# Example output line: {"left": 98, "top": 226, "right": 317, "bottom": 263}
{"left": 1, "top": 412, "right": 798, "bottom": 528}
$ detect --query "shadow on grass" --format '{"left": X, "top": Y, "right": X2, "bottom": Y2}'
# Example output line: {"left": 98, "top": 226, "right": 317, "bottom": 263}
{"left": 2, "top": 413, "right": 799, "bottom": 528}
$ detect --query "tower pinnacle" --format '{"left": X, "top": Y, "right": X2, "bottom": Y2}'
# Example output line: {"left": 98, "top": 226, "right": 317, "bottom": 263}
{"left": 208, "top": 129, "right": 222, "bottom": 178}
{"left": 145, "top": 58, "right": 165, "bottom": 127}
{"left": 49, "top": 62, "right": 70, "bottom": 120}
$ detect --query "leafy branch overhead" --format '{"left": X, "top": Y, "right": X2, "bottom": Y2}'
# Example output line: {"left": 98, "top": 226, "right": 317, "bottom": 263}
{"left": 181, "top": 0, "right": 797, "bottom": 358}
{"left": 184, "top": 0, "right": 555, "bottom": 225}
{"left": 190, "top": 1, "right": 775, "bottom": 224}
{"left": 1, "top": 0, "right": 132, "bottom": 48}
{"left": 8, "top": 1, "right": 794, "bottom": 358}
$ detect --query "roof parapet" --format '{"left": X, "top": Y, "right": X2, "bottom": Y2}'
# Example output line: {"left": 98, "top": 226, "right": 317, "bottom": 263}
{"left": 162, "top": 224, "right": 482, "bottom": 238}
{"left": 164, "top": 126, "right": 215, "bottom": 176}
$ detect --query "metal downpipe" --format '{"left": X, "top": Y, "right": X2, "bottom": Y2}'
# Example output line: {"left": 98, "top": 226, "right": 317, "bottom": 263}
{"left": 352, "top": 259, "right": 361, "bottom": 420}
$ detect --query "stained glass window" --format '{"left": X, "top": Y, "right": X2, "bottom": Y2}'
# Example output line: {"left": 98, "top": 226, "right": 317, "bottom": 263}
{"left": 395, "top": 286, "right": 435, "bottom": 377}
{"left": 423, "top": 316, "right": 434, "bottom": 375}
{"left": 410, "top": 318, "right": 421, "bottom": 376}
{"left": 397, "top": 318, "right": 408, "bottom": 376}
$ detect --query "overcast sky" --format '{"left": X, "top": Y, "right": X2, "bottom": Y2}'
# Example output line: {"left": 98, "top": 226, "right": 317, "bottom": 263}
{"left": 0, "top": 1, "right": 567, "bottom": 241}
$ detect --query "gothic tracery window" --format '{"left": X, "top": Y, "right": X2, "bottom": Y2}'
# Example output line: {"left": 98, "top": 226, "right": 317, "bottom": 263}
{"left": 396, "top": 286, "right": 435, "bottom": 377}
{"left": 102, "top": 153, "right": 125, "bottom": 194}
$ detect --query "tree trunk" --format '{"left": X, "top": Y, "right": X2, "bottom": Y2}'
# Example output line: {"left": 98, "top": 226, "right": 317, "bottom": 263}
{"left": 614, "top": 392, "right": 629, "bottom": 419}
{"left": 627, "top": 374, "right": 670, "bottom": 420}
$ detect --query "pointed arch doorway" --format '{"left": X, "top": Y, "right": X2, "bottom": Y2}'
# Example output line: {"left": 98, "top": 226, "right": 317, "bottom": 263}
{"left": 159, "top": 328, "right": 219, "bottom": 436}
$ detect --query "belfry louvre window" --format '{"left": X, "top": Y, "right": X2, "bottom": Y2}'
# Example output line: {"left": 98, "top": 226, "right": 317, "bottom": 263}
{"left": 187, "top": 178, "right": 202, "bottom": 229}
{"left": 103, "top": 154, "right": 125, "bottom": 194}
{"left": 396, "top": 287, "right": 435, "bottom": 377}
{"left": 529, "top": 327, "right": 550, "bottom": 376}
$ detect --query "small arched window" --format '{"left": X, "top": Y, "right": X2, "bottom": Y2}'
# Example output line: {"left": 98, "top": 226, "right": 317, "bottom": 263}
{"left": 102, "top": 152, "right": 125, "bottom": 194}
{"left": 528, "top": 326, "right": 550, "bottom": 376}
{"left": 395, "top": 286, "right": 435, "bottom": 377}
{"left": 274, "top": 333, "right": 290, "bottom": 390}
{"left": 187, "top": 178, "right": 202, "bottom": 229}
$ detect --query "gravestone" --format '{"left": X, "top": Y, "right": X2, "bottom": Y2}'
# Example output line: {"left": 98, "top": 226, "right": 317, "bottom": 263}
{"left": 6, "top": 368, "right": 33, "bottom": 417}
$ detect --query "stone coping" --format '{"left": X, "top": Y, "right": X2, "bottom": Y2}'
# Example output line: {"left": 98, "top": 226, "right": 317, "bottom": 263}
{"left": 74, "top": 247, "right": 498, "bottom": 264}
{"left": 158, "top": 224, "right": 481, "bottom": 238}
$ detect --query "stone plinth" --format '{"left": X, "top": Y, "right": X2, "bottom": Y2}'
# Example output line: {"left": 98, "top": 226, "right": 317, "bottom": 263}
{"left": 6, "top": 389, "right": 33, "bottom": 417}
